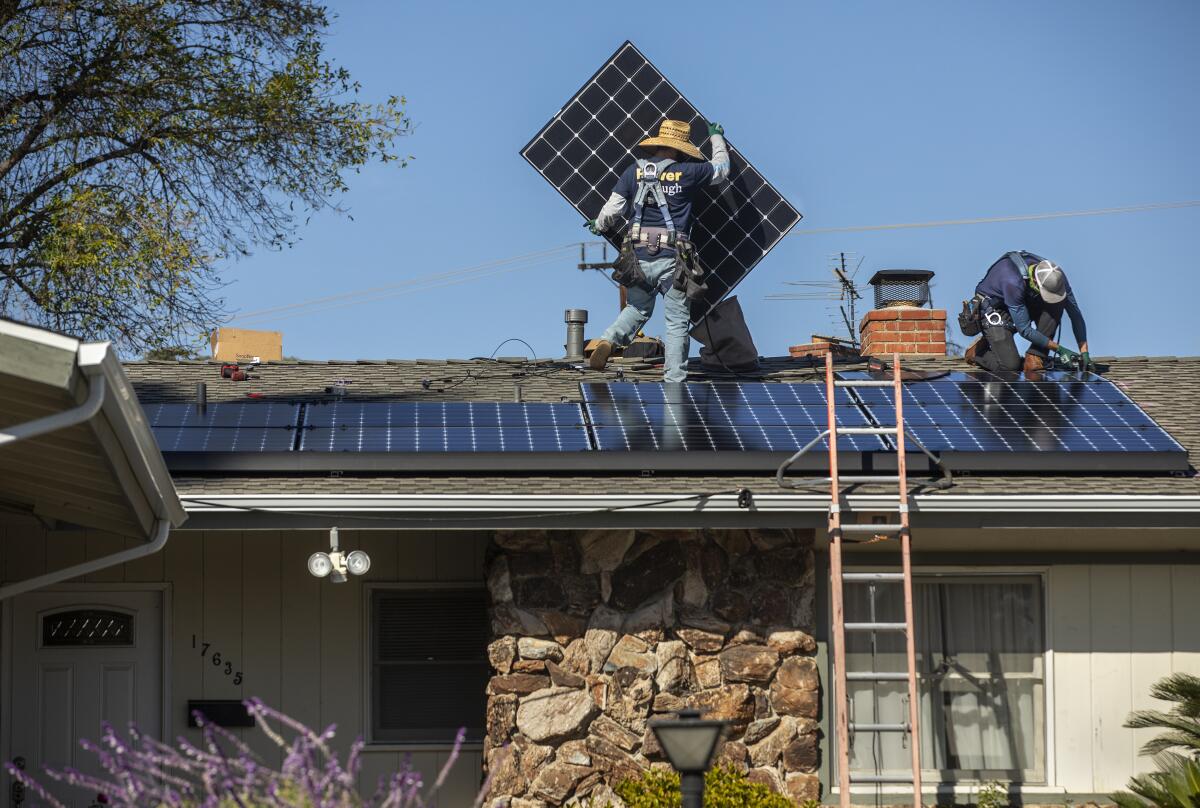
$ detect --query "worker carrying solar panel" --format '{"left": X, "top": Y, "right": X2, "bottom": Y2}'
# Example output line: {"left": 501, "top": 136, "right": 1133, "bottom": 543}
{"left": 962, "top": 251, "right": 1092, "bottom": 374}
{"left": 583, "top": 118, "right": 731, "bottom": 382}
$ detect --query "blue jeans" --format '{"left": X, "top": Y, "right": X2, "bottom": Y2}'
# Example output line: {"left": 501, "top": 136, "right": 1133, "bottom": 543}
{"left": 598, "top": 256, "right": 690, "bottom": 382}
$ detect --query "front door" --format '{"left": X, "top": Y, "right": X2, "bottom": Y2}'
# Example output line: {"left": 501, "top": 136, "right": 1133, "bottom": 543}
{"left": 8, "top": 589, "right": 163, "bottom": 808}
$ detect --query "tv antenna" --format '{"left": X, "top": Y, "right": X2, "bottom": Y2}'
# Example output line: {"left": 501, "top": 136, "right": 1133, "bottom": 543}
{"left": 766, "top": 252, "right": 865, "bottom": 346}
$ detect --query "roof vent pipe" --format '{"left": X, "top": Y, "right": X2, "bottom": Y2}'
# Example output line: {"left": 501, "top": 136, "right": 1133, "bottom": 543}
{"left": 564, "top": 309, "right": 588, "bottom": 361}
{"left": 195, "top": 382, "right": 207, "bottom": 416}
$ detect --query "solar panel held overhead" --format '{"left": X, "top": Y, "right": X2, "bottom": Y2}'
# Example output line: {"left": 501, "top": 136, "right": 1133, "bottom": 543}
{"left": 521, "top": 41, "right": 802, "bottom": 322}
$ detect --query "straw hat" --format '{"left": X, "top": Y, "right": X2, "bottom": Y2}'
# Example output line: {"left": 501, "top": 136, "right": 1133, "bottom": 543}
{"left": 638, "top": 119, "right": 704, "bottom": 160}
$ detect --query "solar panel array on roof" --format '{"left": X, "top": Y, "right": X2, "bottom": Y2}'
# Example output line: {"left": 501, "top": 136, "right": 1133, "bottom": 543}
{"left": 300, "top": 401, "right": 590, "bottom": 453}
{"left": 840, "top": 370, "right": 1188, "bottom": 471}
{"left": 143, "top": 402, "right": 300, "bottom": 453}
{"left": 581, "top": 381, "right": 886, "bottom": 455}
{"left": 520, "top": 41, "right": 801, "bottom": 322}
{"left": 145, "top": 374, "right": 1188, "bottom": 474}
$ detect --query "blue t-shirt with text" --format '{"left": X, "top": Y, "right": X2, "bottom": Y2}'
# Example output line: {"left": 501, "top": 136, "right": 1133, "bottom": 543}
{"left": 612, "top": 158, "right": 714, "bottom": 253}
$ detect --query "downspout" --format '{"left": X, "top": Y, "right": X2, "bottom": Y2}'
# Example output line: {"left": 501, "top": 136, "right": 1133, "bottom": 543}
{"left": 0, "top": 519, "right": 171, "bottom": 600}
{"left": 0, "top": 373, "right": 105, "bottom": 447}
{"left": 0, "top": 363, "right": 173, "bottom": 600}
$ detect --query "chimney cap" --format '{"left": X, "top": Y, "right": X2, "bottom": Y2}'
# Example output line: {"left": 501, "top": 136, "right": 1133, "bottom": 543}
{"left": 866, "top": 269, "right": 935, "bottom": 286}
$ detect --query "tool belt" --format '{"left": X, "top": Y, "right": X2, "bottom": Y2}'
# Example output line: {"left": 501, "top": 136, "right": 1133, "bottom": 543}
{"left": 979, "top": 297, "right": 1015, "bottom": 331}
{"left": 958, "top": 293, "right": 984, "bottom": 337}
{"left": 631, "top": 226, "right": 676, "bottom": 256}
{"left": 611, "top": 237, "right": 650, "bottom": 290}
{"left": 671, "top": 235, "right": 707, "bottom": 303}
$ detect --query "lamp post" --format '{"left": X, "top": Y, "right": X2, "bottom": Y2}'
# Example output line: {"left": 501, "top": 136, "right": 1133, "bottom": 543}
{"left": 649, "top": 709, "right": 727, "bottom": 808}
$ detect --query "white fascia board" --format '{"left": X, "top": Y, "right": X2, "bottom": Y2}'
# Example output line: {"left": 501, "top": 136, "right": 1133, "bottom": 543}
{"left": 179, "top": 492, "right": 1200, "bottom": 515}
{"left": 78, "top": 343, "right": 187, "bottom": 527}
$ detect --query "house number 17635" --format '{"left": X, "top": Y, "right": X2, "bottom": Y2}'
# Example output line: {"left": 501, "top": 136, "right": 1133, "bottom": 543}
{"left": 192, "top": 634, "right": 244, "bottom": 685}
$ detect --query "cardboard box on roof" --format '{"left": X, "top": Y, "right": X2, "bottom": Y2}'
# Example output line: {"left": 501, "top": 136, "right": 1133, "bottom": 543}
{"left": 210, "top": 327, "right": 282, "bottom": 362}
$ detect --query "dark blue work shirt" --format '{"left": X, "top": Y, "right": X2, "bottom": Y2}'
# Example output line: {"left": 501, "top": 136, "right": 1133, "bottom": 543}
{"left": 975, "top": 252, "right": 1087, "bottom": 349}
{"left": 613, "top": 159, "right": 715, "bottom": 257}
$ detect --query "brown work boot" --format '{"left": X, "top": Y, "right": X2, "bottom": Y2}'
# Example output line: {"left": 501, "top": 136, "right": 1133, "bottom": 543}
{"left": 1023, "top": 353, "right": 1045, "bottom": 375}
{"left": 963, "top": 337, "right": 983, "bottom": 366}
{"left": 588, "top": 339, "right": 613, "bottom": 371}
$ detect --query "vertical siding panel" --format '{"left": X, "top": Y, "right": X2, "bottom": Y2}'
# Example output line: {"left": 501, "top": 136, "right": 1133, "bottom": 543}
{"left": 358, "top": 531, "right": 400, "bottom": 583}
{"left": 1089, "top": 565, "right": 1134, "bottom": 793}
{"left": 358, "top": 750, "right": 400, "bottom": 799}
{"left": 201, "top": 531, "right": 244, "bottom": 702}
{"left": 165, "top": 530, "right": 204, "bottom": 742}
{"left": 1130, "top": 566, "right": 1174, "bottom": 776}
{"left": 1171, "top": 565, "right": 1200, "bottom": 674}
{"left": 403, "top": 753, "right": 444, "bottom": 804}
{"left": 435, "top": 532, "right": 485, "bottom": 581}
{"left": 83, "top": 530, "right": 127, "bottom": 582}
{"left": 433, "top": 749, "right": 483, "bottom": 807}
{"left": 241, "top": 531, "right": 282, "bottom": 766}
{"left": 320, "top": 530, "right": 362, "bottom": 758}
{"left": 279, "top": 530, "right": 323, "bottom": 733}
{"left": 396, "top": 532, "right": 437, "bottom": 581}
{"left": 6, "top": 523, "right": 47, "bottom": 580}
{"left": 44, "top": 528, "right": 86, "bottom": 577}
{"left": 122, "top": 533, "right": 166, "bottom": 581}
{"left": 1050, "top": 565, "right": 1093, "bottom": 791}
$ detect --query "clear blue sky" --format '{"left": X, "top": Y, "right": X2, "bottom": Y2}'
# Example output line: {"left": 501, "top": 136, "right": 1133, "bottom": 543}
{"left": 221, "top": 0, "right": 1200, "bottom": 360}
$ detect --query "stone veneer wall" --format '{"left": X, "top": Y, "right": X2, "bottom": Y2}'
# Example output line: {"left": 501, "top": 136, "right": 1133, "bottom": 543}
{"left": 483, "top": 529, "right": 820, "bottom": 807}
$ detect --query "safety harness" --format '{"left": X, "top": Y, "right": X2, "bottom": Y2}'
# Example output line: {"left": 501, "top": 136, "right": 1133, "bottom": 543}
{"left": 629, "top": 158, "right": 678, "bottom": 249}
{"left": 609, "top": 158, "right": 707, "bottom": 302}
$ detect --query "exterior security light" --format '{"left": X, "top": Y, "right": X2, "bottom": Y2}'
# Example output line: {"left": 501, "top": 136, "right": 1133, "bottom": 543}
{"left": 649, "top": 709, "right": 727, "bottom": 808}
{"left": 306, "top": 527, "right": 371, "bottom": 583}
{"left": 346, "top": 550, "right": 371, "bottom": 576}
{"left": 307, "top": 552, "right": 333, "bottom": 578}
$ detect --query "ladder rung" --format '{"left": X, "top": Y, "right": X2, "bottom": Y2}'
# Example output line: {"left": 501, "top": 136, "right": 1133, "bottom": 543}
{"left": 846, "top": 671, "right": 910, "bottom": 681}
{"left": 839, "top": 523, "right": 904, "bottom": 533}
{"left": 850, "top": 722, "right": 909, "bottom": 733}
{"left": 837, "top": 426, "right": 897, "bottom": 435}
{"left": 843, "top": 572, "right": 905, "bottom": 582}
{"left": 844, "top": 622, "right": 907, "bottom": 632}
{"left": 833, "top": 380, "right": 895, "bottom": 387}
{"left": 849, "top": 774, "right": 915, "bottom": 784}
{"left": 832, "top": 475, "right": 904, "bottom": 483}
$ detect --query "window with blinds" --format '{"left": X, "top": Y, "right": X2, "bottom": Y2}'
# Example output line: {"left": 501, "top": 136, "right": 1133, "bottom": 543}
{"left": 844, "top": 574, "right": 1046, "bottom": 783}
{"left": 369, "top": 587, "right": 489, "bottom": 744}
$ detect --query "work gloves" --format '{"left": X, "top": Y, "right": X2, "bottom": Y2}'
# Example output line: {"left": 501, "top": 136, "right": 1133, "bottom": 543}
{"left": 708, "top": 122, "right": 724, "bottom": 136}
{"left": 1054, "top": 344, "right": 1080, "bottom": 364}
{"left": 1081, "top": 351, "right": 1095, "bottom": 371}
{"left": 584, "top": 219, "right": 602, "bottom": 236}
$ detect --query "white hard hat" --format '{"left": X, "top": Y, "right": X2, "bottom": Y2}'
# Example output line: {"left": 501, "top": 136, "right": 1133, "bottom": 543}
{"left": 1031, "top": 260, "right": 1068, "bottom": 304}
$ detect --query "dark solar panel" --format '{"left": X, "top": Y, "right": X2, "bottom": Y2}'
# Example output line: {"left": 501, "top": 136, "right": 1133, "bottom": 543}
{"left": 521, "top": 41, "right": 801, "bottom": 322}
{"left": 151, "top": 425, "right": 297, "bottom": 452}
{"left": 299, "top": 402, "right": 590, "bottom": 453}
{"left": 142, "top": 401, "right": 300, "bottom": 428}
{"left": 144, "top": 401, "right": 301, "bottom": 454}
{"left": 839, "top": 370, "right": 1188, "bottom": 470}
{"left": 581, "top": 382, "right": 887, "bottom": 453}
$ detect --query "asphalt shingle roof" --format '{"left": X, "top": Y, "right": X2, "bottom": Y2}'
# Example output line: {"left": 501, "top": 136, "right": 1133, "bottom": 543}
{"left": 123, "top": 354, "right": 1200, "bottom": 499}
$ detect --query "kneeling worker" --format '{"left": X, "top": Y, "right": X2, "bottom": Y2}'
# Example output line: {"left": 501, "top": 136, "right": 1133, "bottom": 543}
{"left": 585, "top": 118, "right": 731, "bottom": 382}
{"left": 966, "top": 251, "right": 1092, "bottom": 373}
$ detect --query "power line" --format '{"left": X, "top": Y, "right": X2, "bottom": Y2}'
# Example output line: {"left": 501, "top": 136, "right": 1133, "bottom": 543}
{"left": 229, "top": 242, "right": 602, "bottom": 325}
{"left": 788, "top": 200, "right": 1200, "bottom": 235}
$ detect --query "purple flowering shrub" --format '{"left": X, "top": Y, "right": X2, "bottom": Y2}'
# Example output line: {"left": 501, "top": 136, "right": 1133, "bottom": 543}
{"left": 5, "top": 698, "right": 488, "bottom": 807}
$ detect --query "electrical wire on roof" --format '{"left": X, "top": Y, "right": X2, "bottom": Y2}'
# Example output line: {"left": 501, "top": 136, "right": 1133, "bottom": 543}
{"left": 789, "top": 200, "right": 1200, "bottom": 235}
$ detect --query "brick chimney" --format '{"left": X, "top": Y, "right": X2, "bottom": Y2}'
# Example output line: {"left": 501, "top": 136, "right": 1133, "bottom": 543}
{"left": 858, "top": 270, "right": 947, "bottom": 356}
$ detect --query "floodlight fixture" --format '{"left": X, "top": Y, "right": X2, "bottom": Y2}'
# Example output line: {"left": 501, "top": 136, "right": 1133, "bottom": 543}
{"left": 649, "top": 709, "right": 727, "bottom": 808}
{"left": 307, "top": 552, "right": 333, "bottom": 578}
{"left": 306, "top": 527, "right": 371, "bottom": 583}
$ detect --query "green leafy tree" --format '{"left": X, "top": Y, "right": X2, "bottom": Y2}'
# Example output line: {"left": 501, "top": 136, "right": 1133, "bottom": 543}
{"left": 1113, "top": 673, "right": 1200, "bottom": 808}
{"left": 0, "top": 0, "right": 411, "bottom": 352}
